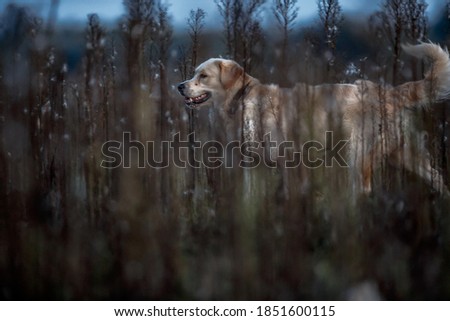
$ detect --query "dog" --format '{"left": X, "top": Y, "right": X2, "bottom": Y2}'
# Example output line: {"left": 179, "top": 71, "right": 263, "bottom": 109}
{"left": 177, "top": 43, "right": 450, "bottom": 195}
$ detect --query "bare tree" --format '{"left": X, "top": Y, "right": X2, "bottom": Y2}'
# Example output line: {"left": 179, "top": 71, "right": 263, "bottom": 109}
{"left": 155, "top": 1, "right": 173, "bottom": 215}
{"left": 84, "top": 13, "right": 108, "bottom": 146}
{"left": 186, "top": 9, "right": 206, "bottom": 200}
{"left": 245, "top": 17, "right": 264, "bottom": 72}
{"left": 215, "top": 0, "right": 233, "bottom": 57}
{"left": 371, "top": 0, "right": 426, "bottom": 84}
{"left": 273, "top": 0, "right": 299, "bottom": 85}
{"left": 122, "top": 0, "right": 156, "bottom": 84}
{"left": 317, "top": 0, "right": 343, "bottom": 75}
{"left": 405, "top": 0, "right": 427, "bottom": 43}
{"left": 154, "top": 1, "right": 172, "bottom": 68}
{"left": 187, "top": 8, "right": 206, "bottom": 76}
{"left": 123, "top": 0, "right": 173, "bottom": 214}
{"left": 84, "top": 14, "right": 108, "bottom": 224}
{"left": 377, "top": 0, "right": 408, "bottom": 85}
{"left": 216, "top": 0, "right": 265, "bottom": 72}
{"left": 176, "top": 45, "right": 189, "bottom": 81}
{"left": 405, "top": 0, "right": 427, "bottom": 80}
{"left": 177, "top": 8, "right": 206, "bottom": 80}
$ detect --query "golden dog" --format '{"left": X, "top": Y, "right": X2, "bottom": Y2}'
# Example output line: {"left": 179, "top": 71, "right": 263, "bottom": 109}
{"left": 177, "top": 43, "right": 450, "bottom": 194}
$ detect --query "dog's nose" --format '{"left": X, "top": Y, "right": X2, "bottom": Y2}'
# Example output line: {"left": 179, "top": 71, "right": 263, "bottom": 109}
{"left": 177, "top": 83, "right": 185, "bottom": 94}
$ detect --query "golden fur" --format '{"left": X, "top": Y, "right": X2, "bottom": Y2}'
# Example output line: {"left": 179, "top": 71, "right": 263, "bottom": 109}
{"left": 178, "top": 43, "right": 450, "bottom": 194}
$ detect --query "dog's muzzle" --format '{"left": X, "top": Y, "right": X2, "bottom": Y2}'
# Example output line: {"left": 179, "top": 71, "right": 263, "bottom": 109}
{"left": 177, "top": 82, "right": 211, "bottom": 108}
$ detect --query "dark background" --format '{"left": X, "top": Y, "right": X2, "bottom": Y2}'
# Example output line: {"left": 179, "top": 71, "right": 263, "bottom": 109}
{"left": 0, "top": 0, "right": 450, "bottom": 299}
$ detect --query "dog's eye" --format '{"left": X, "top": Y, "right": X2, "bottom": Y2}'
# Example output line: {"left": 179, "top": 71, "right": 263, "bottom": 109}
{"left": 199, "top": 73, "right": 208, "bottom": 79}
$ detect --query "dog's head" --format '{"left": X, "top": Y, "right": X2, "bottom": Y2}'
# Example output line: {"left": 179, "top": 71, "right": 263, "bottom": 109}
{"left": 177, "top": 58, "right": 245, "bottom": 109}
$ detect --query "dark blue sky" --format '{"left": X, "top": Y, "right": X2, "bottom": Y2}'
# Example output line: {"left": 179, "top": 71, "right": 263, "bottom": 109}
{"left": 2, "top": 0, "right": 444, "bottom": 27}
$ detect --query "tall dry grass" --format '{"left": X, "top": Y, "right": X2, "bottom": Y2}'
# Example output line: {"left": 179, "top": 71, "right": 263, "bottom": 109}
{"left": 0, "top": 0, "right": 449, "bottom": 299}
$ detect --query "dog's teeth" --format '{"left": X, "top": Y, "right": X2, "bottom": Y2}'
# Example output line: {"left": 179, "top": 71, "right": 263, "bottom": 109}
{"left": 185, "top": 93, "right": 208, "bottom": 106}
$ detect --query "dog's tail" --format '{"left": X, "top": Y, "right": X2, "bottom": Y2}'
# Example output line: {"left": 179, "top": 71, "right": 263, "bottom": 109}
{"left": 399, "top": 42, "right": 450, "bottom": 105}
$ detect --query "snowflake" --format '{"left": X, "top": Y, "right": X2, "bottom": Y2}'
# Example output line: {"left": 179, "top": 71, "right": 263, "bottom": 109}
{"left": 344, "top": 62, "right": 360, "bottom": 77}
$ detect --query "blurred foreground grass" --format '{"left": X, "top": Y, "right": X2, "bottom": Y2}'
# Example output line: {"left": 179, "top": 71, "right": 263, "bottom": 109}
{"left": 1, "top": 0, "right": 450, "bottom": 300}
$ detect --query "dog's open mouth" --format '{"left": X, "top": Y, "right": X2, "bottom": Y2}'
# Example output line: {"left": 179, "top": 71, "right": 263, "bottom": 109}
{"left": 184, "top": 92, "right": 211, "bottom": 107}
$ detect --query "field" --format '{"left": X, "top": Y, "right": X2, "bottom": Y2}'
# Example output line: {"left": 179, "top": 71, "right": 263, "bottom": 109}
{"left": 1, "top": 0, "right": 450, "bottom": 300}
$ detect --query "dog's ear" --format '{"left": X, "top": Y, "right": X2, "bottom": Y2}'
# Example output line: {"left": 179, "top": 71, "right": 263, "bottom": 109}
{"left": 219, "top": 60, "right": 244, "bottom": 89}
